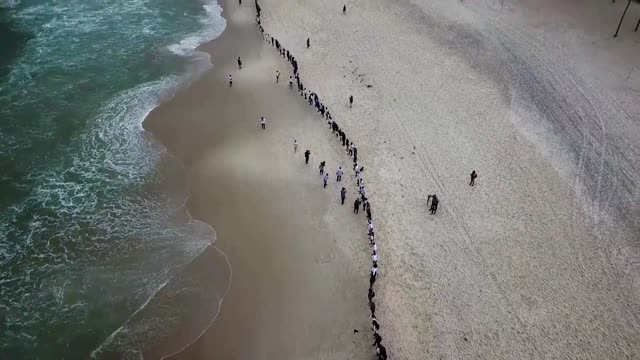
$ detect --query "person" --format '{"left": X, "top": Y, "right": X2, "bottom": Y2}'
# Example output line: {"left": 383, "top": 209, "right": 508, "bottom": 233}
{"left": 289, "top": 75, "right": 293, "bottom": 88}
{"left": 237, "top": 57, "right": 242, "bottom": 69}
{"left": 275, "top": 70, "right": 280, "bottom": 83}
{"left": 260, "top": 116, "right": 266, "bottom": 130}
{"left": 427, "top": 194, "right": 439, "bottom": 214}
{"left": 228, "top": 74, "right": 233, "bottom": 87}
{"left": 348, "top": 144, "right": 353, "bottom": 156}
{"left": 340, "top": 187, "right": 347, "bottom": 205}
{"left": 293, "top": 139, "right": 298, "bottom": 152}
{"left": 368, "top": 287, "right": 375, "bottom": 302}
{"left": 370, "top": 263, "right": 378, "bottom": 285}
{"left": 349, "top": 95, "right": 353, "bottom": 108}
{"left": 323, "top": 173, "right": 329, "bottom": 188}
{"left": 372, "top": 332, "right": 382, "bottom": 348}
{"left": 304, "top": 149, "right": 310, "bottom": 164}
{"left": 353, "top": 147, "right": 358, "bottom": 160}
{"left": 372, "top": 250, "right": 378, "bottom": 266}
{"left": 306, "top": 37, "right": 310, "bottom": 48}
{"left": 377, "top": 345, "right": 388, "bottom": 360}
{"left": 353, "top": 198, "right": 361, "bottom": 214}
{"left": 336, "top": 166, "right": 343, "bottom": 181}
{"left": 366, "top": 204, "right": 372, "bottom": 220}
{"left": 368, "top": 220, "right": 374, "bottom": 235}
{"left": 239, "top": 0, "right": 241, "bottom": 5}
{"left": 470, "top": 170, "right": 477, "bottom": 186}
{"left": 371, "top": 315, "right": 380, "bottom": 331}
{"left": 343, "top": 4, "right": 346, "bottom": 13}
{"left": 319, "top": 161, "right": 325, "bottom": 175}
{"left": 369, "top": 300, "right": 376, "bottom": 315}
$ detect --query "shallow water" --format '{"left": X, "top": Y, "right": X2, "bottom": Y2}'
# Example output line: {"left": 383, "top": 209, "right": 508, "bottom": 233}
{"left": 0, "top": 0, "right": 226, "bottom": 358}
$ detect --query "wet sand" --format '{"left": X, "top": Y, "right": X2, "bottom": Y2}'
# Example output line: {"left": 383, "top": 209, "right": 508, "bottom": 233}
{"left": 143, "top": 0, "right": 372, "bottom": 359}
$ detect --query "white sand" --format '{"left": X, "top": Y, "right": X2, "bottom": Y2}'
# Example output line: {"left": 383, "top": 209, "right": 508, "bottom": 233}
{"left": 259, "top": 0, "right": 640, "bottom": 358}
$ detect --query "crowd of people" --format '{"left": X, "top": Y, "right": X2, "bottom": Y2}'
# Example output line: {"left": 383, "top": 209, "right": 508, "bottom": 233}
{"left": 250, "top": 0, "right": 388, "bottom": 358}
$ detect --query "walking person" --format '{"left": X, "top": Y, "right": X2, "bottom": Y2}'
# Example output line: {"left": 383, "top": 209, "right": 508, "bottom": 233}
{"left": 293, "top": 139, "right": 298, "bottom": 153}
{"left": 237, "top": 57, "right": 242, "bottom": 69}
{"left": 340, "top": 187, "right": 347, "bottom": 205}
{"left": 470, "top": 170, "right": 477, "bottom": 186}
{"left": 353, "top": 198, "right": 361, "bottom": 214}
{"left": 228, "top": 74, "right": 233, "bottom": 87}
{"left": 306, "top": 37, "right": 310, "bottom": 48}
{"left": 349, "top": 95, "right": 353, "bottom": 108}
{"left": 336, "top": 166, "right": 343, "bottom": 181}
{"left": 260, "top": 116, "right": 266, "bottom": 130}
{"left": 323, "top": 173, "right": 329, "bottom": 188}
{"left": 343, "top": 4, "right": 346, "bottom": 13}
{"left": 275, "top": 70, "right": 280, "bottom": 83}
{"left": 319, "top": 161, "right": 325, "bottom": 175}
{"left": 304, "top": 149, "right": 310, "bottom": 164}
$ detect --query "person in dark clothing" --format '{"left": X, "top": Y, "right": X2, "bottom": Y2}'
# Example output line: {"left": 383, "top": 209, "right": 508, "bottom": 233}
{"left": 470, "top": 170, "right": 477, "bottom": 186}
{"left": 239, "top": 0, "right": 241, "bottom": 5}
{"left": 368, "top": 287, "right": 375, "bottom": 302}
{"left": 346, "top": 138, "right": 350, "bottom": 149}
{"left": 371, "top": 316, "right": 380, "bottom": 331}
{"left": 237, "top": 57, "right": 242, "bottom": 69}
{"left": 340, "top": 187, "right": 346, "bottom": 205}
{"left": 342, "top": 133, "right": 346, "bottom": 146}
{"left": 353, "top": 198, "right": 361, "bottom": 214}
{"left": 343, "top": 4, "right": 346, "bottom": 13}
{"left": 366, "top": 205, "right": 372, "bottom": 220}
{"left": 271, "top": 37, "right": 274, "bottom": 46}
{"left": 369, "top": 300, "right": 376, "bottom": 315}
{"left": 372, "top": 333, "right": 382, "bottom": 348}
{"left": 319, "top": 161, "right": 325, "bottom": 175}
{"left": 306, "top": 38, "right": 310, "bottom": 48}
{"left": 377, "top": 345, "right": 387, "bottom": 360}
{"left": 304, "top": 149, "right": 310, "bottom": 164}
{"left": 353, "top": 147, "right": 358, "bottom": 159}
{"left": 428, "top": 194, "right": 439, "bottom": 214}
{"left": 349, "top": 95, "right": 353, "bottom": 108}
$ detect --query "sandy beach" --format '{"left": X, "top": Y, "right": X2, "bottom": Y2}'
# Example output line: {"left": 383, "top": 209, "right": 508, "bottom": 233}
{"left": 257, "top": 0, "right": 640, "bottom": 358}
{"left": 143, "top": 0, "right": 372, "bottom": 359}
{"left": 140, "top": 0, "right": 640, "bottom": 358}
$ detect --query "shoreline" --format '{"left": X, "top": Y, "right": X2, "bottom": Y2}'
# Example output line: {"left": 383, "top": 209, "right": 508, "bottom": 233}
{"left": 142, "top": 0, "right": 375, "bottom": 358}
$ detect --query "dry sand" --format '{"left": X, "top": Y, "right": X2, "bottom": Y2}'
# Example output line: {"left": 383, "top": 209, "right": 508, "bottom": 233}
{"left": 257, "top": 0, "right": 640, "bottom": 358}
{"left": 143, "top": 0, "right": 374, "bottom": 359}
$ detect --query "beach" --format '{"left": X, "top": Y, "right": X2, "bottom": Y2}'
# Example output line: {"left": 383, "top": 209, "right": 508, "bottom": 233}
{"left": 143, "top": 1, "right": 372, "bottom": 358}
{"left": 140, "top": 0, "right": 640, "bottom": 359}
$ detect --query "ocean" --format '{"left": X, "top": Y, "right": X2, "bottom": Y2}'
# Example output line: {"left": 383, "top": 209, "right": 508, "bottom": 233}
{"left": 0, "top": 0, "right": 227, "bottom": 358}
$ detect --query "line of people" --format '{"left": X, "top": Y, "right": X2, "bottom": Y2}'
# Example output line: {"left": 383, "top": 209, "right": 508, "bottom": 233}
{"left": 254, "top": 1, "right": 387, "bottom": 358}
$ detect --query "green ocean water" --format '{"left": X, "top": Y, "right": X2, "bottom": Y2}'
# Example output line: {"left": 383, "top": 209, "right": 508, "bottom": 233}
{"left": 0, "top": 0, "right": 226, "bottom": 358}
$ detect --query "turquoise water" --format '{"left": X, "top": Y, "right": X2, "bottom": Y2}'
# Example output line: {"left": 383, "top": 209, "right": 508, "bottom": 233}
{"left": 0, "top": 0, "right": 226, "bottom": 358}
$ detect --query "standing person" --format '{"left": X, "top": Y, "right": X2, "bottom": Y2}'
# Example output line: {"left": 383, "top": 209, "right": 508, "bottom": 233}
{"left": 343, "top": 4, "right": 346, "bottom": 13}
{"left": 340, "top": 187, "right": 347, "bottom": 205}
{"left": 348, "top": 143, "right": 353, "bottom": 156}
{"left": 319, "top": 161, "right": 325, "bottom": 175}
{"left": 228, "top": 74, "right": 233, "bottom": 87}
{"left": 238, "top": 0, "right": 241, "bottom": 5}
{"left": 293, "top": 139, "right": 298, "bottom": 153}
{"left": 353, "top": 198, "right": 361, "bottom": 214}
{"left": 366, "top": 204, "right": 372, "bottom": 220}
{"left": 289, "top": 75, "right": 293, "bottom": 88}
{"left": 349, "top": 95, "right": 353, "bottom": 108}
{"left": 368, "top": 287, "right": 375, "bottom": 302}
{"left": 275, "top": 70, "right": 280, "bottom": 83}
{"left": 260, "top": 116, "right": 266, "bottom": 130}
{"left": 372, "top": 250, "right": 378, "bottom": 266}
{"left": 367, "top": 220, "right": 374, "bottom": 236}
{"left": 336, "top": 166, "right": 343, "bottom": 181}
{"left": 470, "top": 170, "right": 477, "bottom": 186}
{"left": 304, "top": 149, "right": 310, "bottom": 164}
{"left": 306, "top": 37, "right": 310, "bottom": 48}
{"left": 370, "top": 263, "right": 378, "bottom": 286}
{"left": 237, "top": 57, "right": 242, "bottom": 69}
{"left": 323, "top": 173, "right": 329, "bottom": 188}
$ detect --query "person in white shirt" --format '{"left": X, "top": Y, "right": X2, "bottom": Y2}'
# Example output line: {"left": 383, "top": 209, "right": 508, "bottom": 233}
{"left": 370, "top": 263, "right": 378, "bottom": 285}
{"left": 260, "top": 116, "right": 266, "bottom": 130}
{"left": 372, "top": 242, "right": 377, "bottom": 252}
{"left": 372, "top": 251, "right": 378, "bottom": 266}
{"left": 228, "top": 74, "right": 232, "bottom": 87}
{"left": 293, "top": 139, "right": 298, "bottom": 152}
{"left": 275, "top": 70, "right": 280, "bottom": 83}
{"left": 336, "top": 166, "right": 343, "bottom": 181}
{"left": 368, "top": 220, "right": 374, "bottom": 235}
{"left": 323, "top": 173, "right": 329, "bottom": 188}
